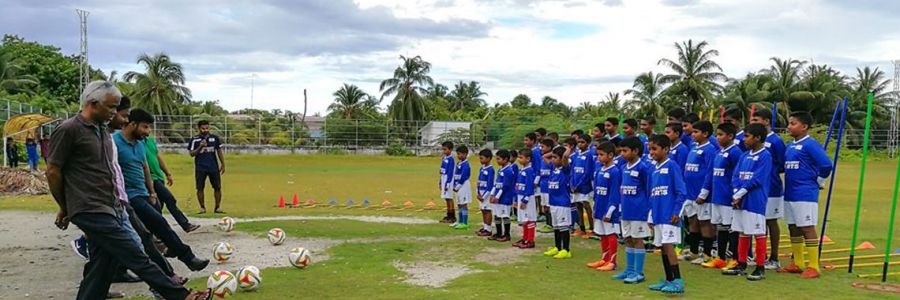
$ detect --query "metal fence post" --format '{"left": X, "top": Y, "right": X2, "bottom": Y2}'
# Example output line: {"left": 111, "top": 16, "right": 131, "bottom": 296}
{"left": 355, "top": 119, "right": 359, "bottom": 149}
{"left": 290, "top": 115, "right": 295, "bottom": 153}
{"left": 323, "top": 118, "right": 328, "bottom": 149}
{"left": 189, "top": 115, "right": 194, "bottom": 138}
{"left": 223, "top": 116, "right": 228, "bottom": 144}
{"left": 257, "top": 117, "right": 262, "bottom": 145}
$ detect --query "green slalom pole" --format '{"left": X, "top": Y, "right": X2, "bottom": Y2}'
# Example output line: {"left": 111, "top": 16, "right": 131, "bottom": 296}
{"left": 885, "top": 132, "right": 900, "bottom": 282}
{"left": 848, "top": 92, "right": 874, "bottom": 273}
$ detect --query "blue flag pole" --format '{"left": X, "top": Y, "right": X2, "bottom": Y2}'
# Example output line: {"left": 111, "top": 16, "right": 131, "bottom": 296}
{"left": 772, "top": 101, "right": 778, "bottom": 129}
{"left": 819, "top": 96, "right": 848, "bottom": 256}
{"left": 823, "top": 99, "right": 842, "bottom": 150}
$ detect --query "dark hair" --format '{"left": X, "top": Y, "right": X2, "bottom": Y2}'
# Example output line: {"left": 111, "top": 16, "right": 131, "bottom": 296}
{"left": 724, "top": 107, "right": 743, "bottom": 120}
{"left": 745, "top": 123, "right": 767, "bottom": 139}
{"left": 118, "top": 95, "right": 132, "bottom": 111}
{"left": 525, "top": 132, "right": 537, "bottom": 142}
{"left": 441, "top": 141, "right": 454, "bottom": 149}
{"left": 623, "top": 118, "right": 638, "bottom": 129}
{"left": 552, "top": 146, "right": 566, "bottom": 157}
{"left": 649, "top": 134, "right": 671, "bottom": 149}
{"left": 509, "top": 149, "right": 518, "bottom": 158}
{"left": 577, "top": 133, "right": 592, "bottom": 143}
{"left": 496, "top": 149, "right": 511, "bottom": 161}
{"left": 717, "top": 123, "right": 738, "bottom": 136}
{"left": 666, "top": 122, "right": 683, "bottom": 136}
{"left": 594, "top": 123, "right": 604, "bottom": 130}
{"left": 667, "top": 107, "right": 686, "bottom": 120}
{"left": 571, "top": 129, "right": 584, "bottom": 136}
{"left": 128, "top": 108, "right": 154, "bottom": 125}
{"left": 519, "top": 148, "right": 532, "bottom": 158}
{"left": 692, "top": 120, "right": 713, "bottom": 136}
{"left": 790, "top": 111, "right": 813, "bottom": 127}
{"left": 479, "top": 149, "right": 493, "bottom": 158}
{"left": 535, "top": 128, "right": 547, "bottom": 136}
{"left": 540, "top": 138, "right": 554, "bottom": 148}
{"left": 605, "top": 117, "right": 619, "bottom": 126}
{"left": 752, "top": 109, "right": 773, "bottom": 121}
{"left": 198, "top": 120, "right": 210, "bottom": 128}
{"left": 26, "top": 137, "right": 34, "bottom": 143}
{"left": 548, "top": 132, "right": 559, "bottom": 141}
{"left": 597, "top": 141, "right": 616, "bottom": 154}
{"left": 642, "top": 117, "right": 656, "bottom": 125}
{"left": 620, "top": 136, "right": 643, "bottom": 155}
{"left": 455, "top": 145, "right": 468, "bottom": 154}
{"left": 563, "top": 137, "right": 576, "bottom": 146}
{"left": 682, "top": 113, "right": 699, "bottom": 124}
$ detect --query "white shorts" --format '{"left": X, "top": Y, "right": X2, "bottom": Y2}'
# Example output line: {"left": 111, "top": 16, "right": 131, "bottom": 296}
{"left": 572, "top": 193, "right": 591, "bottom": 203}
{"left": 441, "top": 185, "right": 453, "bottom": 200}
{"left": 535, "top": 186, "right": 542, "bottom": 195}
{"left": 621, "top": 220, "right": 651, "bottom": 238}
{"left": 711, "top": 204, "right": 734, "bottom": 226}
{"left": 731, "top": 210, "right": 766, "bottom": 236}
{"left": 593, "top": 220, "right": 620, "bottom": 236}
{"left": 455, "top": 183, "right": 471, "bottom": 205}
{"left": 765, "top": 196, "right": 784, "bottom": 219}
{"left": 785, "top": 201, "right": 818, "bottom": 227}
{"left": 540, "top": 194, "right": 550, "bottom": 207}
{"left": 653, "top": 224, "right": 682, "bottom": 246}
{"left": 492, "top": 204, "right": 511, "bottom": 218}
{"left": 477, "top": 192, "right": 492, "bottom": 210}
{"left": 518, "top": 195, "right": 538, "bottom": 222}
{"left": 697, "top": 202, "right": 712, "bottom": 221}
{"left": 550, "top": 205, "right": 572, "bottom": 228}
{"left": 682, "top": 201, "right": 698, "bottom": 217}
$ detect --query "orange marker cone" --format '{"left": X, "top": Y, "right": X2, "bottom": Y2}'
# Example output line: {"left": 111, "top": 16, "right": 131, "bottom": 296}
{"left": 277, "top": 195, "right": 285, "bottom": 207}
{"left": 822, "top": 235, "right": 834, "bottom": 243}
{"left": 381, "top": 200, "right": 392, "bottom": 207}
{"left": 306, "top": 198, "right": 317, "bottom": 206}
{"left": 425, "top": 200, "right": 436, "bottom": 209}
{"left": 404, "top": 200, "right": 414, "bottom": 209}
{"left": 292, "top": 194, "right": 299, "bottom": 206}
{"left": 857, "top": 241, "right": 876, "bottom": 250}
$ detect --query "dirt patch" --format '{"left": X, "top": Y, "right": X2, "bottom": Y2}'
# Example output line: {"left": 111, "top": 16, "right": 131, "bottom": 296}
{"left": 394, "top": 261, "right": 480, "bottom": 288}
{"left": 199, "top": 215, "right": 435, "bottom": 225}
{"left": 474, "top": 247, "right": 529, "bottom": 266}
{"left": 0, "top": 167, "right": 48, "bottom": 195}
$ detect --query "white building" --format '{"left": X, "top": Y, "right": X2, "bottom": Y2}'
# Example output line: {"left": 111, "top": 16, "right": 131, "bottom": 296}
{"left": 417, "top": 121, "right": 471, "bottom": 146}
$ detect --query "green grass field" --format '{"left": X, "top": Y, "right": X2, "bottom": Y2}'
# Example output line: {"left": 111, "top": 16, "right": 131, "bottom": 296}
{"left": 2, "top": 154, "right": 900, "bottom": 299}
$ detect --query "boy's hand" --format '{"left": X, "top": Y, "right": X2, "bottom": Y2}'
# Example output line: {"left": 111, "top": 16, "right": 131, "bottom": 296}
{"left": 602, "top": 216, "right": 611, "bottom": 223}
{"left": 648, "top": 223, "right": 654, "bottom": 229}
{"left": 543, "top": 206, "right": 549, "bottom": 214}
{"left": 670, "top": 214, "right": 680, "bottom": 225}
{"left": 491, "top": 197, "right": 498, "bottom": 204}
{"left": 519, "top": 202, "right": 526, "bottom": 210}
{"left": 477, "top": 194, "right": 483, "bottom": 201}
{"left": 695, "top": 197, "right": 705, "bottom": 205}
{"left": 732, "top": 198, "right": 741, "bottom": 208}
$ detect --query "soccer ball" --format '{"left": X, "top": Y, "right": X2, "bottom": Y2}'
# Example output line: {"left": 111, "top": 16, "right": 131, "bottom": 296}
{"left": 213, "top": 242, "right": 233, "bottom": 262}
{"left": 289, "top": 247, "right": 311, "bottom": 268}
{"left": 267, "top": 228, "right": 286, "bottom": 245}
{"left": 207, "top": 270, "right": 237, "bottom": 298}
{"left": 236, "top": 265, "right": 261, "bottom": 291}
{"left": 217, "top": 217, "right": 235, "bottom": 232}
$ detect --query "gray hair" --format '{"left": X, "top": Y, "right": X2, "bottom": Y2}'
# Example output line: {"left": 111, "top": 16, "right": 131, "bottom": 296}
{"left": 80, "top": 80, "right": 122, "bottom": 108}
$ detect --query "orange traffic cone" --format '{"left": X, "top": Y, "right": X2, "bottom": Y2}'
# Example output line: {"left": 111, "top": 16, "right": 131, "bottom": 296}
{"left": 292, "top": 194, "right": 299, "bottom": 206}
{"left": 277, "top": 195, "right": 285, "bottom": 207}
{"left": 822, "top": 235, "right": 834, "bottom": 243}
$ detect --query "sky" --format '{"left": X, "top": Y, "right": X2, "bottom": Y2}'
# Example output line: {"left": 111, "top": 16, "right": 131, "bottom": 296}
{"left": 2, "top": 0, "right": 899, "bottom": 115}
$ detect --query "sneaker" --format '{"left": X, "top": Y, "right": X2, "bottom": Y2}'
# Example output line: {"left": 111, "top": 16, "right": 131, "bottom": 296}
{"left": 71, "top": 236, "right": 89, "bottom": 261}
{"left": 572, "top": 229, "right": 584, "bottom": 237}
{"left": 777, "top": 264, "right": 804, "bottom": 274}
{"left": 448, "top": 222, "right": 458, "bottom": 228}
{"left": 597, "top": 263, "right": 617, "bottom": 271}
{"left": 553, "top": 249, "right": 572, "bottom": 259}
{"left": 690, "top": 255, "right": 707, "bottom": 265}
{"left": 589, "top": 234, "right": 601, "bottom": 240}
{"left": 586, "top": 259, "right": 607, "bottom": 268}
{"left": 747, "top": 258, "right": 757, "bottom": 267}
{"left": 702, "top": 258, "right": 728, "bottom": 269}
{"left": 487, "top": 234, "right": 501, "bottom": 241}
{"left": 721, "top": 259, "right": 738, "bottom": 271}
{"left": 764, "top": 259, "right": 781, "bottom": 270}
{"left": 517, "top": 241, "right": 535, "bottom": 249}
{"left": 800, "top": 268, "right": 821, "bottom": 279}
{"left": 648, "top": 279, "right": 669, "bottom": 291}
{"left": 537, "top": 224, "right": 554, "bottom": 233}
{"left": 544, "top": 247, "right": 559, "bottom": 256}
{"left": 661, "top": 279, "right": 685, "bottom": 294}
{"left": 439, "top": 216, "right": 453, "bottom": 223}
{"left": 679, "top": 250, "right": 695, "bottom": 261}
{"left": 581, "top": 232, "right": 592, "bottom": 239}
{"left": 476, "top": 229, "right": 492, "bottom": 237}
{"left": 512, "top": 239, "right": 525, "bottom": 248}
{"left": 623, "top": 273, "right": 646, "bottom": 284}
{"left": 496, "top": 235, "right": 511, "bottom": 242}
{"left": 612, "top": 270, "right": 632, "bottom": 280}
{"left": 184, "top": 224, "right": 201, "bottom": 233}
{"left": 747, "top": 266, "right": 765, "bottom": 281}
{"left": 453, "top": 223, "right": 469, "bottom": 230}
{"left": 537, "top": 215, "right": 547, "bottom": 222}
{"left": 722, "top": 264, "right": 747, "bottom": 276}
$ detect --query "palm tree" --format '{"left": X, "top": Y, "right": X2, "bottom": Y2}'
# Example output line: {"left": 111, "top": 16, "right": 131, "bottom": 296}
{"left": 380, "top": 55, "right": 433, "bottom": 122}
{"left": 624, "top": 71, "right": 666, "bottom": 118}
{"left": 843, "top": 66, "right": 892, "bottom": 148}
{"left": 792, "top": 64, "right": 848, "bottom": 123}
{"left": 329, "top": 83, "right": 369, "bottom": 119}
{"left": 0, "top": 48, "right": 37, "bottom": 94}
{"left": 124, "top": 53, "right": 191, "bottom": 116}
{"left": 448, "top": 81, "right": 487, "bottom": 112}
{"left": 657, "top": 40, "right": 727, "bottom": 112}
{"left": 723, "top": 73, "right": 774, "bottom": 123}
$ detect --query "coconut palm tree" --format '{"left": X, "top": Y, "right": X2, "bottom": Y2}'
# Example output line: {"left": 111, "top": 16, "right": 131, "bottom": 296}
{"left": 723, "top": 73, "right": 774, "bottom": 123}
{"left": 657, "top": 40, "right": 727, "bottom": 112}
{"left": 448, "top": 81, "right": 487, "bottom": 112}
{"left": 0, "top": 48, "right": 37, "bottom": 94}
{"left": 624, "top": 71, "right": 666, "bottom": 118}
{"left": 841, "top": 66, "right": 893, "bottom": 148}
{"left": 123, "top": 53, "right": 191, "bottom": 116}
{"left": 380, "top": 55, "right": 433, "bottom": 122}
{"left": 329, "top": 83, "right": 370, "bottom": 119}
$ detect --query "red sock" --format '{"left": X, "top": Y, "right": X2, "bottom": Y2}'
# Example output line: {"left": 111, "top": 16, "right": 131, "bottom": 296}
{"left": 606, "top": 235, "right": 618, "bottom": 264}
{"left": 737, "top": 235, "right": 751, "bottom": 263}
{"left": 525, "top": 221, "right": 535, "bottom": 242}
{"left": 755, "top": 235, "right": 767, "bottom": 266}
{"left": 600, "top": 234, "right": 609, "bottom": 259}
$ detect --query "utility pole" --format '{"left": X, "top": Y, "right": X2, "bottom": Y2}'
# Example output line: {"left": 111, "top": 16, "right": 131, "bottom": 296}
{"left": 250, "top": 73, "right": 258, "bottom": 110}
{"left": 76, "top": 9, "right": 90, "bottom": 93}
{"left": 891, "top": 60, "right": 900, "bottom": 157}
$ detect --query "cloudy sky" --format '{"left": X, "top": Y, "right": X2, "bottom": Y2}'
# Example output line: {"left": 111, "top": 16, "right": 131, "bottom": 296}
{"left": 3, "top": 0, "right": 898, "bottom": 115}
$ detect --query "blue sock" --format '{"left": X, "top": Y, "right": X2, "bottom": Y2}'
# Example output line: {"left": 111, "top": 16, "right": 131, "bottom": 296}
{"left": 625, "top": 247, "right": 635, "bottom": 273}
{"left": 570, "top": 206, "right": 578, "bottom": 230}
{"left": 634, "top": 248, "right": 646, "bottom": 275}
{"left": 459, "top": 207, "right": 468, "bottom": 225}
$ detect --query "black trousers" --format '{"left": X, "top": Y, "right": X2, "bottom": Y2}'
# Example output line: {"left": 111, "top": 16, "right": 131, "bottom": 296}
{"left": 153, "top": 180, "right": 191, "bottom": 230}
{"left": 124, "top": 201, "right": 174, "bottom": 276}
{"left": 130, "top": 196, "right": 196, "bottom": 263}
{"left": 71, "top": 213, "right": 189, "bottom": 300}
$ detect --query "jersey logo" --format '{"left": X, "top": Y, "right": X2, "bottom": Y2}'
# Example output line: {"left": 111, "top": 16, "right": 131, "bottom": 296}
{"left": 603, "top": 173, "right": 610, "bottom": 179}
{"left": 764, "top": 142, "right": 772, "bottom": 148}
{"left": 713, "top": 168, "right": 725, "bottom": 177}
{"left": 785, "top": 161, "right": 800, "bottom": 169}
{"left": 685, "top": 163, "right": 699, "bottom": 172}
{"left": 659, "top": 168, "right": 669, "bottom": 174}
{"left": 630, "top": 171, "right": 639, "bottom": 177}
{"left": 793, "top": 145, "right": 804, "bottom": 150}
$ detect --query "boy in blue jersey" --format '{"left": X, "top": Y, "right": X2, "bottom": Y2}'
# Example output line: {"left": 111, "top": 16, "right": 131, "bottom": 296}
{"left": 476, "top": 149, "right": 495, "bottom": 237}
{"left": 722, "top": 123, "right": 771, "bottom": 280}
{"left": 570, "top": 133, "right": 595, "bottom": 238}
{"left": 751, "top": 109, "right": 786, "bottom": 270}
{"left": 700, "top": 123, "right": 743, "bottom": 270}
{"left": 666, "top": 108, "right": 692, "bottom": 147}
{"left": 439, "top": 141, "right": 456, "bottom": 224}
{"left": 538, "top": 139, "right": 556, "bottom": 233}
{"left": 640, "top": 117, "right": 656, "bottom": 157}
{"left": 489, "top": 150, "right": 516, "bottom": 242}
{"left": 683, "top": 121, "right": 717, "bottom": 265}
{"left": 612, "top": 137, "right": 652, "bottom": 283}
{"left": 623, "top": 118, "right": 643, "bottom": 144}
{"left": 586, "top": 142, "right": 622, "bottom": 271}
{"left": 524, "top": 133, "right": 544, "bottom": 220}
{"left": 779, "top": 112, "right": 832, "bottom": 278}
{"left": 514, "top": 149, "right": 538, "bottom": 249}
{"left": 543, "top": 146, "right": 574, "bottom": 259}
{"left": 508, "top": 149, "right": 519, "bottom": 221}
{"left": 647, "top": 134, "right": 689, "bottom": 293}
{"left": 722, "top": 108, "right": 746, "bottom": 151}
{"left": 664, "top": 123, "right": 689, "bottom": 169}
{"left": 452, "top": 146, "right": 472, "bottom": 230}
{"left": 680, "top": 113, "right": 698, "bottom": 148}
{"left": 603, "top": 118, "right": 623, "bottom": 145}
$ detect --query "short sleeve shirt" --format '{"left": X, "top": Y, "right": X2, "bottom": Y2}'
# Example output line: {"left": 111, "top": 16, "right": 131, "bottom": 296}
{"left": 113, "top": 131, "right": 149, "bottom": 199}
{"left": 48, "top": 115, "right": 120, "bottom": 218}
{"left": 145, "top": 136, "right": 165, "bottom": 181}
{"left": 188, "top": 134, "right": 221, "bottom": 172}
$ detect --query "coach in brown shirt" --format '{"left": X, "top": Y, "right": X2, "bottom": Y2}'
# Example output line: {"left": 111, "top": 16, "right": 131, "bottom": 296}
{"left": 48, "top": 81, "right": 210, "bottom": 300}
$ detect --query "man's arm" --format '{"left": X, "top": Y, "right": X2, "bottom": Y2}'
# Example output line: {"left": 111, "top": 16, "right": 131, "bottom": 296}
{"left": 47, "top": 164, "right": 66, "bottom": 211}
{"left": 217, "top": 148, "right": 226, "bottom": 174}
{"left": 156, "top": 151, "right": 174, "bottom": 185}
{"left": 143, "top": 161, "right": 158, "bottom": 205}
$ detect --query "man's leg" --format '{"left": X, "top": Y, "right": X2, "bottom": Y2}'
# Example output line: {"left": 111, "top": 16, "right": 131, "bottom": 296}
{"left": 196, "top": 170, "right": 207, "bottom": 213}
{"left": 210, "top": 171, "right": 224, "bottom": 213}
{"left": 130, "top": 196, "right": 207, "bottom": 270}
{"left": 154, "top": 180, "right": 193, "bottom": 230}
{"left": 77, "top": 227, "right": 118, "bottom": 300}
{"left": 125, "top": 202, "right": 176, "bottom": 276}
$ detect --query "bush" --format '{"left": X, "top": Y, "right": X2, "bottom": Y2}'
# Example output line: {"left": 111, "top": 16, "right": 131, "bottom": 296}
{"left": 386, "top": 143, "right": 412, "bottom": 156}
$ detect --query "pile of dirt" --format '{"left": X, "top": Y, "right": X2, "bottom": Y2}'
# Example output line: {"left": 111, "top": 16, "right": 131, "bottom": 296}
{"left": 0, "top": 167, "right": 48, "bottom": 195}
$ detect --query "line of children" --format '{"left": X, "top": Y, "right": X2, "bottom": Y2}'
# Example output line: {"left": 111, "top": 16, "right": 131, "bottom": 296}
{"left": 586, "top": 141, "right": 622, "bottom": 271}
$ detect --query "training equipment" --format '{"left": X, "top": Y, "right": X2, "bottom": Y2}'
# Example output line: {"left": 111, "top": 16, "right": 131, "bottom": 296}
{"left": 292, "top": 194, "right": 299, "bottom": 206}
{"left": 277, "top": 195, "right": 285, "bottom": 207}
{"left": 217, "top": 217, "right": 235, "bottom": 232}
{"left": 885, "top": 94, "right": 900, "bottom": 282}
{"left": 289, "top": 247, "right": 311, "bottom": 268}
{"left": 849, "top": 92, "right": 875, "bottom": 273}
{"left": 213, "top": 242, "right": 233, "bottom": 262}
{"left": 236, "top": 265, "right": 261, "bottom": 291}
{"left": 267, "top": 228, "right": 286, "bottom": 245}
{"left": 819, "top": 97, "right": 848, "bottom": 256}
{"left": 207, "top": 270, "right": 238, "bottom": 298}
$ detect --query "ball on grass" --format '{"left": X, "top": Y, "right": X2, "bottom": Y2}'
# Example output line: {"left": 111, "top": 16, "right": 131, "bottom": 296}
{"left": 289, "top": 247, "right": 311, "bottom": 268}
{"left": 217, "top": 217, "right": 235, "bottom": 232}
{"left": 207, "top": 270, "right": 237, "bottom": 298}
{"left": 267, "top": 228, "right": 286, "bottom": 245}
{"left": 213, "top": 242, "right": 233, "bottom": 262}
{"left": 236, "top": 265, "right": 261, "bottom": 291}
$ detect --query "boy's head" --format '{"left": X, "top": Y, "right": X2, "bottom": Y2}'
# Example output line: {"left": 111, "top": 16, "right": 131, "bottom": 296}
{"left": 563, "top": 137, "right": 576, "bottom": 149}
{"left": 640, "top": 117, "right": 656, "bottom": 135}
{"left": 604, "top": 117, "right": 619, "bottom": 135}
{"left": 26, "top": 138, "right": 34, "bottom": 144}
{"left": 478, "top": 149, "right": 493, "bottom": 165}
{"left": 548, "top": 132, "right": 559, "bottom": 144}
{"left": 508, "top": 149, "right": 518, "bottom": 160}
{"left": 441, "top": 141, "right": 454, "bottom": 156}
{"left": 743, "top": 123, "right": 767, "bottom": 150}
{"left": 716, "top": 123, "right": 737, "bottom": 147}
{"left": 592, "top": 123, "right": 604, "bottom": 140}
{"left": 524, "top": 132, "right": 538, "bottom": 147}
{"left": 723, "top": 107, "right": 742, "bottom": 125}
{"left": 623, "top": 118, "right": 638, "bottom": 137}
{"left": 682, "top": 113, "right": 699, "bottom": 134}
{"left": 575, "top": 133, "right": 592, "bottom": 151}
{"left": 596, "top": 141, "right": 616, "bottom": 165}
{"left": 788, "top": 111, "right": 813, "bottom": 138}
{"left": 535, "top": 128, "right": 547, "bottom": 141}
{"left": 619, "top": 136, "right": 643, "bottom": 162}
{"left": 751, "top": 109, "right": 773, "bottom": 129}
{"left": 518, "top": 148, "right": 532, "bottom": 165}
{"left": 550, "top": 146, "right": 567, "bottom": 167}
{"left": 455, "top": 145, "right": 469, "bottom": 160}
{"left": 496, "top": 149, "right": 511, "bottom": 165}
{"left": 664, "top": 122, "right": 683, "bottom": 143}
{"left": 648, "top": 134, "right": 671, "bottom": 162}
{"left": 667, "top": 107, "right": 686, "bottom": 123}
{"left": 540, "top": 138, "right": 554, "bottom": 153}
{"left": 571, "top": 129, "right": 584, "bottom": 139}
{"left": 691, "top": 120, "right": 713, "bottom": 143}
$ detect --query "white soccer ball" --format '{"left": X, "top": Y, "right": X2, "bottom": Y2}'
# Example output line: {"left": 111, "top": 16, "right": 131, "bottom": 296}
{"left": 213, "top": 242, "right": 233, "bottom": 262}
{"left": 289, "top": 247, "right": 311, "bottom": 268}
{"left": 267, "top": 228, "right": 286, "bottom": 245}
{"left": 217, "top": 217, "right": 235, "bottom": 232}
{"left": 236, "top": 265, "right": 261, "bottom": 291}
{"left": 207, "top": 270, "right": 237, "bottom": 298}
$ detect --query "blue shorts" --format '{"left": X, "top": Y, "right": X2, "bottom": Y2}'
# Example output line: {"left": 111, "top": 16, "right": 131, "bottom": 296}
{"left": 195, "top": 169, "right": 222, "bottom": 190}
